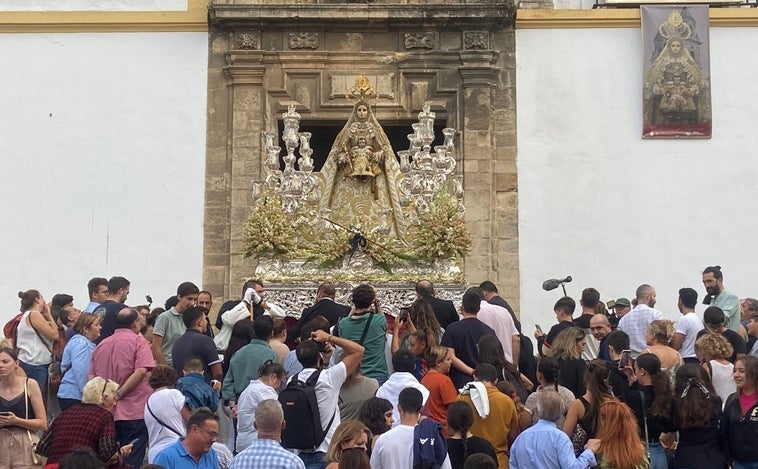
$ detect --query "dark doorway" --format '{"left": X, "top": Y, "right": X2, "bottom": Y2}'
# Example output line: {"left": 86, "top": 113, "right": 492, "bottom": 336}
{"left": 274, "top": 120, "right": 446, "bottom": 172}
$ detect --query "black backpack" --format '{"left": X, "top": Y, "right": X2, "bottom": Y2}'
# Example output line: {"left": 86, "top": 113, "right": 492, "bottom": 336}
{"left": 279, "top": 369, "right": 335, "bottom": 450}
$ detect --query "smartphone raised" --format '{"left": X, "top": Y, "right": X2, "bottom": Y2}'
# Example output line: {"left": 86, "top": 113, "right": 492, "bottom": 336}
{"left": 127, "top": 438, "right": 140, "bottom": 447}
{"left": 618, "top": 349, "right": 632, "bottom": 370}
{"left": 535, "top": 324, "right": 543, "bottom": 334}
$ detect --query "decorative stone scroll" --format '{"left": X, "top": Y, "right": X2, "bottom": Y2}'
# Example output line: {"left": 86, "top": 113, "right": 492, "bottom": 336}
{"left": 464, "top": 31, "right": 489, "bottom": 50}
{"left": 234, "top": 31, "right": 260, "bottom": 50}
{"left": 288, "top": 32, "right": 319, "bottom": 50}
{"left": 404, "top": 32, "right": 435, "bottom": 50}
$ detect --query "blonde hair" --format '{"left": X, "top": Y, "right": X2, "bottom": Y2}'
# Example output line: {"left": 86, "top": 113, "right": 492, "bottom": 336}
{"left": 648, "top": 320, "right": 675, "bottom": 345}
{"left": 82, "top": 376, "right": 119, "bottom": 406}
{"left": 551, "top": 327, "right": 585, "bottom": 361}
{"left": 325, "top": 420, "right": 369, "bottom": 463}
{"left": 424, "top": 345, "right": 449, "bottom": 369}
{"left": 695, "top": 332, "right": 733, "bottom": 361}
{"left": 74, "top": 313, "right": 99, "bottom": 334}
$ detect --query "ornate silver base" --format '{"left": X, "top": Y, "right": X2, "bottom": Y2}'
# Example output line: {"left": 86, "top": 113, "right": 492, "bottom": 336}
{"left": 255, "top": 255, "right": 467, "bottom": 317}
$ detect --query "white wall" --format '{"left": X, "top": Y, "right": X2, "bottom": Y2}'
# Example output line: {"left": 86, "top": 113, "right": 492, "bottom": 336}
{"left": 0, "top": 32, "right": 208, "bottom": 324}
{"left": 517, "top": 27, "right": 758, "bottom": 333}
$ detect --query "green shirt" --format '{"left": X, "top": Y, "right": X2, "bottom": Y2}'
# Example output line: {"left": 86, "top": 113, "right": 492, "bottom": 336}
{"left": 338, "top": 312, "right": 388, "bottom": 380}
{"left": 153, "top": 307, "right": 185, "bottom": 365}
{"left": 222, "top": 339, "right": 277, "bottom": 401}
{"left": 713, "top": 289, "right": 741, "bottom": 334}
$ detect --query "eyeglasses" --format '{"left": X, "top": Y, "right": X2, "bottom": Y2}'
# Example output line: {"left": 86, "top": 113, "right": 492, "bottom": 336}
{"left": 100, "top": 378, "right": 113, "bottom": 398}
{"left": 196, "top": 425, "right": 218, "bottom": 439}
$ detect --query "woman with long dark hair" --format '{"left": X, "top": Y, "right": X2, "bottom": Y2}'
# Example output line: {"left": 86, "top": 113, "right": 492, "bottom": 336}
{"left": 721, "top": 355, "right": 758, "bottom": 468}
{"left": 669, "top": 364, "right": 726, "bottom": 469}
{"left": 477, "top": 334, "right": 533, "bottom": 401}
{"left": 524, "top": 357, "right": 575, "bottom": 427}
{"left": 15, "top": 290, "right": 59, "bottom": 399}
{"left": 624, "top": 353, "right": 672, "bottom": 469}
{"left": 446, "top": 401, "right": 497, "bottom": 469}
{"left": 563, "top": 359, "right": 614, "bottom": 456}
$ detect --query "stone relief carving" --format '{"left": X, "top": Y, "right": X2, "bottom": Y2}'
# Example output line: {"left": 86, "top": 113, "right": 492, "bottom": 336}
{"left": 464, "top": 31, "right": 489, "bottom": 50}
{"left": 330, "top": 74, "right": 395, "bottom": 99}
{"left": 235, "top": 31, "right": 260, "bottom": 50}
{"left": 404, "top": 32, "right": 435, "bottom": 50}
{"left": 289, "top": 32, "right": 319, "bottom": 50}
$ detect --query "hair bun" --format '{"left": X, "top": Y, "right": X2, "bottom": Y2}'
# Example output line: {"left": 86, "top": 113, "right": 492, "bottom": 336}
{"left": 17, "top": 291, "right": 24, "bottom": 299}
{"left": 715, "top": 265, "right": 721, "bottom": 270}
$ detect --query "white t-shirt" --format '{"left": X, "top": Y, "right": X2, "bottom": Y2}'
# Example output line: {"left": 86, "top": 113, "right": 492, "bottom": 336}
{"left": 375, "top": 372, "right": 429, "bottom": 428}
{"left": 370, "top": 424, "right": 452, "bottom": 469}
{"left": 710, "top": 360, "right": 736, "bottom": 407}
{"left": 145, "top": 388, "right": 186, "bottom": 462}
{"left": 287, "top": 362, "right": 347, "bottom": 453}
{"left": 236, "top": 379, "right": 279, "bottom": 452}
{"left": 675, "top": 312, "right": 704, "bottom": 359}
{"left": 476, "top": 301, "right": 519, "bottom": 363}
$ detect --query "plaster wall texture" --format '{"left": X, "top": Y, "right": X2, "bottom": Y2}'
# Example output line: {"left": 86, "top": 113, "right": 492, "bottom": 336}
{"left": 0, "top": 0, "right": 188, "bottom": 11}
{"left": 0, "top": 32, "right": 208, "bottom": 324}
{"left": 516, "top": 26, "right": 758, "bottom": 333}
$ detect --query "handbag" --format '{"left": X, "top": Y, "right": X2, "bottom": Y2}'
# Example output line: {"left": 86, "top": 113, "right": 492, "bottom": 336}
{"left": 25, "top": 379, "right": 44, "bottom": 466}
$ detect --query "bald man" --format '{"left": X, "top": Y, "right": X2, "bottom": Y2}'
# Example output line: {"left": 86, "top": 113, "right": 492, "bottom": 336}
{"left": 589, "top": 314, "right": 612, "bottom": 362}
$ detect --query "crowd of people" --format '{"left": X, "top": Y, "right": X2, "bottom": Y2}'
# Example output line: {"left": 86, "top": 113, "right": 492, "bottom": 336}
{"left": 1, "top": 265, "right": 757, "bottom": 469}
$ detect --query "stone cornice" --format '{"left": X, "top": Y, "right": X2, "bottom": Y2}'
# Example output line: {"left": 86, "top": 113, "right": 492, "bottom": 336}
{"left": 210, "top": 3, "right": 515, "bottom": 31}
{"left": 0, "top": 0, "right": 207, "bottom": 32}
{"left": 517, "top": 8, "right": 758, "bottom": 29}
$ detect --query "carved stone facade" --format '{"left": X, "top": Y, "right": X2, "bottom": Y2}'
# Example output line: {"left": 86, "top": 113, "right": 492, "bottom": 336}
{"left": 205, "top": 1, "right": 520, "bottom": 311}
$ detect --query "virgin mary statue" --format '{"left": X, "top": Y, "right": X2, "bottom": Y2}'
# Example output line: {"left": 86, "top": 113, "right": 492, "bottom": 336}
{"left": 317, "top": 77, "right": 406, "bottom": 240}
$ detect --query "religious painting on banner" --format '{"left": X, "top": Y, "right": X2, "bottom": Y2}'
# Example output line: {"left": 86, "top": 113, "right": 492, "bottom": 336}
{"left": 641, "top": 5, "right": 712, "bottom": 139}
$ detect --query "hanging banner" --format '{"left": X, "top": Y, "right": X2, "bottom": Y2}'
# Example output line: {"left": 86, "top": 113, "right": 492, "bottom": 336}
{"left": 641, "top": 5, "right": 712, "bottom": 139}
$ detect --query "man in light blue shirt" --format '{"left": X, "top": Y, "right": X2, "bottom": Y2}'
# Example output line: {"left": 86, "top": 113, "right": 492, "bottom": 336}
{"left": 154, "top": 408, "right": 220, "bottom": 469}
{"left": 510, "top": 390, "right": 599, "bottom": 469}
{"left": 83, "top": 277, "right": 109, "bottom": 313}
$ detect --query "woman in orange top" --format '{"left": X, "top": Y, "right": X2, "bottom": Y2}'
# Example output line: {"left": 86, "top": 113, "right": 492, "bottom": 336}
{"left": 421, "top": 346, "right": 458, "bottom": 437}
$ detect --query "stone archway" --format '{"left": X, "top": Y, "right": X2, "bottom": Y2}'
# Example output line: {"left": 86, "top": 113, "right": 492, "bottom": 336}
{"left": 203, "top": 0, "right": 520, "bottom": 311}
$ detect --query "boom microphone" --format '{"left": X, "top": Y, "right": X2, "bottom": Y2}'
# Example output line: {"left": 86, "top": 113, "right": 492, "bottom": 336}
{"left": 542, "top": 276, "right": 573, "bottom": 292}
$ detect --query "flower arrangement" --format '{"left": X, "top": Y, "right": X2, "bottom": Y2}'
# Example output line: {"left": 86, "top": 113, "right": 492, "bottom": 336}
{"left": 242, "top": 191, "right": 306, "bottom": 258}
{"left": 407, "top": 190, "right": 471, "bottom": 261}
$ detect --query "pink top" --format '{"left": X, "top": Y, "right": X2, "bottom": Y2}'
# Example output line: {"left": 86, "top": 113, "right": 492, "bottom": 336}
{"left": 740, "top": 389, "right": 758, "bottom": 415}
{"left": 90, "top": 328, "right": 155, "bottom": 421}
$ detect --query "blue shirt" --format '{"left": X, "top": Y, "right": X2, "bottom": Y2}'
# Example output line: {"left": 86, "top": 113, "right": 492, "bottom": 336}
{"left": 231, "top": 438, "right": 305, "bottom": 469}
{"left": 509, "top": 419, "right": 596, "bottom": 469}
{"left": 153, "top": 438, "right": 219, "bottom": 469}
{"left": 57, "top": 334, "right": 96, "bottom": 400}
{"left": 177, "top": 373, "right": 220, "bottom": 412}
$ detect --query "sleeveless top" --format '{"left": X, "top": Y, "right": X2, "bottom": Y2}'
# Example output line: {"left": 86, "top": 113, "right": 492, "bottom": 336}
{"left": 16, "top": 311, "right": 53, "bottom": 365}
{"left": 0, "top": 379, "right": 36, "bottom": 426}
{"left": 578, "top": 396, "right": 597, "bottom": 437}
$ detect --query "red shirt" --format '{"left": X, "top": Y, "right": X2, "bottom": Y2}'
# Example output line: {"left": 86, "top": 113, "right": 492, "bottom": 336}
{"left": 421, "top": 371, "right": 458, "bottom": 437}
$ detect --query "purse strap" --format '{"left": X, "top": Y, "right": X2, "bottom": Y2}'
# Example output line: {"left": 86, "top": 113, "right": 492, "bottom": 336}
{"left": 637, "top": 389, "right": 651, "bottom": 460}
{"left": 146, "top": 399, "right": 184, "bottom": 437}
{"left": 24, "top": 378, "right": 35, "bottom": 444}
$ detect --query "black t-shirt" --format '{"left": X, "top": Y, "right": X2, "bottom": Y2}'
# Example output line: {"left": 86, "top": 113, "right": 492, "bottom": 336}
{"left": 558, "top": 358, "right": 587, "bottom": 398}
{"left": 171, "top": 329, "right": 221, "bottom": 382}
{"left": 545, "top": 320, "right": 574, "bottom": 348}
{"left": 440, "top": 317, "right": 496, "bottom": 389}
{"left": 696, "top": 328, "right": 746, "bottom": 363}
{"left": 446, "top": 436, "right": 497, "bottom": 469}
{"left": 573, "top": 314, "right": 593, "bottom": 330}
{"left": 92, "top": 300, "right": 127, "bottom": 344}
